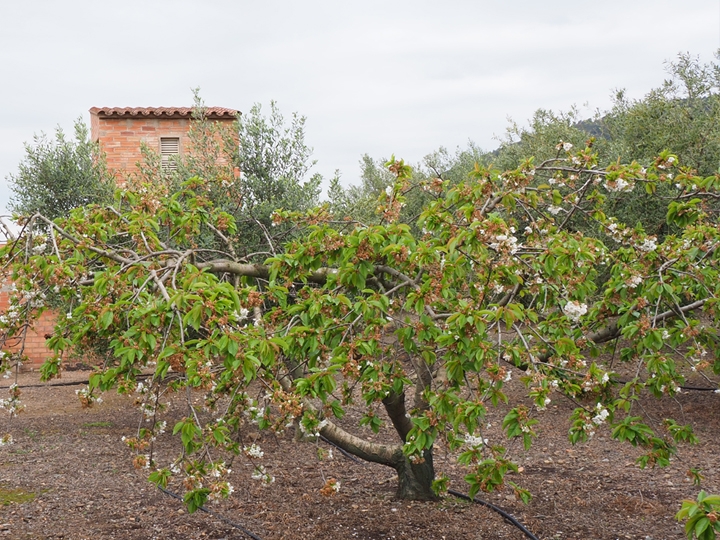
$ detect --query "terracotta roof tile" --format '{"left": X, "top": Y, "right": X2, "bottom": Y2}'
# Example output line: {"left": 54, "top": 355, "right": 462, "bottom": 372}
{"left": 89, "top": 107, "right": 238, "bottom": 119}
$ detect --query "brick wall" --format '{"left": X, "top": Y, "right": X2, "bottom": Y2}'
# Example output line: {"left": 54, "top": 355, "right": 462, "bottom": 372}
{"left": 89, "top": 107, "right": 238, "bottom": 180}
{"left": 0, "top": 281, "right": 56, "bottom": 370}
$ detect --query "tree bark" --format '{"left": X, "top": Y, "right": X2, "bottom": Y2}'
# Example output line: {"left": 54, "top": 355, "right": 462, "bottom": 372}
{"left": 381, "top": 390, "right": 437, "bottom": 500}
{"left": 391, "top": 447, "right": 437, "bottom": 500}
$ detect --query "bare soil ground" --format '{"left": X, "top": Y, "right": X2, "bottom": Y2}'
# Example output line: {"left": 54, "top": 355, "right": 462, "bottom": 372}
{"left": 0, "top": 369, "right": 718, "bottom": 540}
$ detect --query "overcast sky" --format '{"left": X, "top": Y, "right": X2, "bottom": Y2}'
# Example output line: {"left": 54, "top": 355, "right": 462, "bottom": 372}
{"left": 1, "top": 1, "right": 718, "bottom": 216}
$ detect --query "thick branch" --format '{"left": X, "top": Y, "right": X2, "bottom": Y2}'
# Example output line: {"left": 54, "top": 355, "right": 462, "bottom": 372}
{"left": 320, "top": 420, "right": 399, "bottom": 467}
{"left": 271, "top": 365, "right": 400, "bottom": 468}
{"left": 382, "top": 391, "right": 413, "bottom": 442}
{"left": 196, "top": 260, "right": 334, "bottom": 284}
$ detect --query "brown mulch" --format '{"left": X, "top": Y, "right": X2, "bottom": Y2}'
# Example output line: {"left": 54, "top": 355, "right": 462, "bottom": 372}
{"left": 0, "top": 369, "right": 718, "bottom": 539}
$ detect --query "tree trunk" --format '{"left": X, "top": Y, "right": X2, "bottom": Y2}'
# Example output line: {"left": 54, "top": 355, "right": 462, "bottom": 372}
{"left": 392, "top": 447, "right": 437, "bottom": 500}
{"left": 319, "top": 421, "right": 437, "bottom": 500}
{"left": 382, "top": 387, "right": 438, "bottom": 500}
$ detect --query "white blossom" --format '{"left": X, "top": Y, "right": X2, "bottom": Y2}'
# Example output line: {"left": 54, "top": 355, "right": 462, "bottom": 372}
{"left": 604, "top": 177, "right": 633, "bottom": 192}
{"left": 537, "top": 397, "right": 551, "bottom": 411}
{"left": 464, "top": 433, "right": 487, "bottom": 447}
{"left": 592, "top": 404, "right": 609, "bottom": 425}
{"left": 244, "top": 444, "right": 264, "bottom": 459}
{"left": 637, "top": 238, "right": 658, "bottom": 252}
{"left": 251, "top": 465, "right": 275, "bottom": 485}
{"left": 564, "top": 300, "right": 588, "bottom": 323}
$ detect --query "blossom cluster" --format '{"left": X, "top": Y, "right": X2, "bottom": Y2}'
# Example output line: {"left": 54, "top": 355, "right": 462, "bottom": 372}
{"left": 636, "top": 237, "right": 658, "bottom": 253}
{"left": 604, "top": 177, "right": 634, "bottom": 193}
{"left": 208, "top": 480, "right": 235, "bottom": 502}
{"left": 489, "top": 233, "right": 521, "bottom": 255}
{"left": 232, "top": 307, "right": 250, "bottom": 323}
{"left": 75, "top": 386, "right": 103, "bottom": 407}
{"left": 592, "top": 403, "right": 609, "bottom": 425}
{"left": 298, "top": 415, "right": 328, "bottom": 439}
{"left": 464, "top": 433, "right": 488, "bottom": 448}
{"left": 564, "top": 300, "right": 588, "bottom": 323}
{"left": 320, "top": 477, "right": 341, "bottom": 496}
{"left": 0, "top": 383, "right": 25, "bottom": 416}
{"left": 244, "top": 443, "right": 264, "bottom": 459}
{"left": 251, "top": 465, "right": 275, "bottom": 485}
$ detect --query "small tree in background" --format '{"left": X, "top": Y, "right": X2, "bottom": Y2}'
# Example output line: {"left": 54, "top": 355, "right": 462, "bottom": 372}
{"left": 8, "top": 118, "right": 114, "bottom": 221}
{"left": 132, "top": 96, "right": 323, "bottom": 261}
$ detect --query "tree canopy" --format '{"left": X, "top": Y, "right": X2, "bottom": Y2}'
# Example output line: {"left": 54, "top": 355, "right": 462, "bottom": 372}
{"left": 2, "top": 140, "right": 720, "bottom": 509}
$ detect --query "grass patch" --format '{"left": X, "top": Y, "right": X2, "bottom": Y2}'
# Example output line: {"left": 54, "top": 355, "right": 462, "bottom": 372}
{"left": 0, "top": 486, "right": 36, "bottom": 506}
{"left": 81, "top": 421, "right": 113, "bottom": 428}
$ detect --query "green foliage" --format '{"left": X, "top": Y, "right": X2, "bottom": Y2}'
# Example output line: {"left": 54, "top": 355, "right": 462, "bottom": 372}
{"left": 134, "top": 95, "right": 323, "bottom": 260}
{"left": 677, "top": 491, "right": 720, "bottom": 540}
{"left": 329, "top": 144, "right": 490, "bottom": 230}
{"left": 8, "top": 118, "right": 114, "bottom": 220}
{"left": 224, "top": 100, "right": 322, "bottom": 257}
{"left": 493, "top": 107, "right": 591, "bottom": 171}
{"left": 603, "top": 52, "right": 720, "bottom": 177}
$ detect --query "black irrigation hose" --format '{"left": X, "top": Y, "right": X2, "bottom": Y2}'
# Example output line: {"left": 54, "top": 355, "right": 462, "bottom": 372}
{"left": 0, "top": 379, "right": 91, "bottom": 389}
{"left": 0, "top": 373, "right": 155, "bottom": 389}
{"left": 157, "top": 485, "right": 262, "bottom": 540}
{"left": 610, "top": 376, "right": 720, "bottom": 392}
{"left": 447, "top": 489, "right": 540, "bottom": 540}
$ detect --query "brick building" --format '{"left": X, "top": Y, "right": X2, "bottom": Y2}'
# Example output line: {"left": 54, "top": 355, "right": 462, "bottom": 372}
{"left": 89, "top": 106, "right": 238, "bottom": 179}
{"left": 4, "top": 106, "right": 238, "bottom": 369}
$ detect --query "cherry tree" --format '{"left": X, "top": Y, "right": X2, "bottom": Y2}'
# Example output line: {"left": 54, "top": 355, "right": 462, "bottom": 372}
{"left": 1, "top": 142, "right": 718, "bottom": 512}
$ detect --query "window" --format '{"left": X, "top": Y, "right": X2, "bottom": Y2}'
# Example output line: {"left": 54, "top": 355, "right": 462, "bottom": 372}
{"left": 160, "top": 137, "right": 180, "bottom": 171}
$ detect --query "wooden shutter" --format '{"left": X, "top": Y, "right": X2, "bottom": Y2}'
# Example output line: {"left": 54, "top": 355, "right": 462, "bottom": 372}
{"left": 160, "top": 138, "right": 180, "bottom": 170}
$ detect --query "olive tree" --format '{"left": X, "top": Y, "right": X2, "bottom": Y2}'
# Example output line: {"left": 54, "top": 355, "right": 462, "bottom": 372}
{"left": 8, "top": 119, "right": 114, "bottom": 221}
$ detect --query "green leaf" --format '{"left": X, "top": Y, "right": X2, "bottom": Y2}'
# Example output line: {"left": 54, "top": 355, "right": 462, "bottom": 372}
{"left": 100, "top": 310, "right": 114, "bottom": 330}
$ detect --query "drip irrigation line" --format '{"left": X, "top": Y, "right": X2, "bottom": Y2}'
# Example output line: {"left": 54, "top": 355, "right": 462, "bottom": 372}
{"left": 0, "top": 379, "right": 91, "bottom": 389}
{"left": 0, "top": 373, "right": 155, "bottom": 389}
{"left": 447, "top": 489, "right": 540, "bottom": 540}
{"left": 157, "top": 485, "right": 262, "bottom": 540}
{"left": 3, "top": 374, "right": 719, "bottom": 393}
